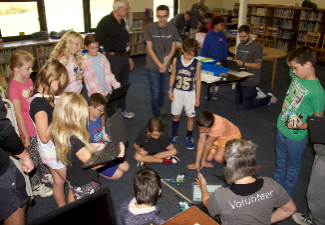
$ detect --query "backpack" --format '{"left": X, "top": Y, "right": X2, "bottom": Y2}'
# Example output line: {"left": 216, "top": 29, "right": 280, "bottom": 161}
{"left": 302, "top": 0, "right": 317, "bottom": 11}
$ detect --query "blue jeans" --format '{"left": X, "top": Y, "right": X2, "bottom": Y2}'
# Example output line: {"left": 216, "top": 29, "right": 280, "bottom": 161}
{"left": 235, "top": 85, "right": 270, "bottom": 109}
{"left": 274, "top": 129, "right": 308, "bottom": 196}
{"left": 147, "top": 69, "right": 169, "bottom": 118}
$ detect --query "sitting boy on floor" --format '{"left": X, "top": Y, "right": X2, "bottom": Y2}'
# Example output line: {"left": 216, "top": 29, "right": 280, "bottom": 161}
{"left": 117, "top": 168, "right": 165, "bottom": 225}
{"left": 188, "top": 110, "right": 241, "bottom": 171}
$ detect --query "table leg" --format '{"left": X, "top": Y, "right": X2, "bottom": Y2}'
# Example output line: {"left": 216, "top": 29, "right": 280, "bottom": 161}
{"left": 237, "top": 82, "right": 240, "bottom": 116}
{"left": 271, "top": 58, "right": 277, "bottom": 90}
{"left": 206, "top": 83, "right": 211, "bottom": 110}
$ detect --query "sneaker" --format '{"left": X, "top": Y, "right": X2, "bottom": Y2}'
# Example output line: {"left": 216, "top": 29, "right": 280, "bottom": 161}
{"left": 163, "top": 156, "right": 180, "bottom": 165}
{"left": 292, "top": 213, "right": 313, "bottom": 225}
{"left": 256, "top": 87, "right": 266, "bottom": 99}
{"left": 267, "top": 93, "right": 277, "bottom": 105}
{"left": 122, "top": 110, "right": 135, "bottom": 118}
{"left": 186, "top": 136, "right": 195, "bottom": 149}
{"left": 212, "top": 92, "right": 218, "bottom": 100}
{"left": 170, "top": 135, "right": 178, "bottom": 144}
{"left": 137, "top": 161, "right": 151, "bottom": 167}
{"left": 33, "top": 184, "right": 53, "bottom": 197}
{"left": 41, "top": 174, "right": 53, "bottom": 184}
{"left": 159, "top": 107, "right": 167, "bottom": 116}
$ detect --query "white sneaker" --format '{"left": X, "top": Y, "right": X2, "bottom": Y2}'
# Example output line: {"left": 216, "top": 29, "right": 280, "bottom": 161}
{"left": 41, "top": 174, "right": 53, "bottom": 184}
{"left": 256, "top": 87, "right": 266, "bottom": 99}
{"left": 122, "top": 110, "right": 135, "bottom": 118}
{"left": 267, "top": 93, "right": 277, "bottom": 105}
{"left": 33, "top": 184, "right": 53, "bottom": 197}
{"left": 292, "top": 213, "right": 313, "bottom": 225}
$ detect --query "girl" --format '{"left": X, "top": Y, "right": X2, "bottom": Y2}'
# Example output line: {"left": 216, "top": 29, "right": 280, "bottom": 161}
{"left": 29, "top": 60, "right": 70, "bottom": 207}
{"left": 195, "top": 26, "right": 208, "bottom": 48}
{"left": 204, "top": 13, "right": 213, "bottom": 31}
{"left": 49, "top": 30, "right": 84, "bottom": 94}
{"left": 6, "top": 50, "right": 53, "bottom": 197}
{"left": 52, "top": 92, "right": 125, "bottom": 200}
{"left": 134, "top": 118, "right": 179, "bottom": 167}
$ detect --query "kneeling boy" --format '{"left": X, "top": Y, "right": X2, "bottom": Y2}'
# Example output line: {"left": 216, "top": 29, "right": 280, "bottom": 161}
{"left": 188, "top": 110, "right": 241, "bottom": 171}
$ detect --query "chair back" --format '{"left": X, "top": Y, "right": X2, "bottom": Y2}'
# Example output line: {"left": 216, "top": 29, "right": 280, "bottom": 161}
{"left": 264, "top": 27, "right": 279, "bottom": 47}
{"left": 305, "top": 32, "right": 321, "bottom": 49}
{"left": 0, "top": 86, "right": 6, "bottom": 99}
{"left": 2, "top": 98, "right": 19, "bottom": 135}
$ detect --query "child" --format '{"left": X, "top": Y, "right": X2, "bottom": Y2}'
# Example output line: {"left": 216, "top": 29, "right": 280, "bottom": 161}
{"left": 117, "top": 168, "right": 165, "bottom": 225}
{"left": 29, "top": 60, "right": 70, "bottom": 207}
{"left": 188, "top": 110, "right": 241, "bottom": 171}
{"left": 49, "top": 30, "right": 84, "bottom": 94}
{"left": 83, "top": 34, "right": 121, "bottom": 119}
{"left": 52, "top": 92, "right": 126, "bottom": 200}
{"left": 87, "top": 93, "right": 129, "bottom": 180}
{"left": 168, "top": 38, "right": 201, "bottom": 149}
{"left": 6, "top": 50, "right": 53, "bottom": 197}
{"left": 134, "top": 118, "right": 179, "bottom": 167}
{"left": 201, "top": 16, "right": 227, "bottom": 100}
{"left": 195, "top": 26, "right": 208, "bottom": 48}
{"left": 274, "top": 46, "right": 325, "bottom": 197}
{"left": 204, "top": 12, "right": 213, "bottom": 31}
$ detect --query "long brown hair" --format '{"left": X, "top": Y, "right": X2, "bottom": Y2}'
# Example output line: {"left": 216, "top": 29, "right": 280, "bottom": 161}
{"left": 146, "top": 118, "right": 164, "bottom": 138}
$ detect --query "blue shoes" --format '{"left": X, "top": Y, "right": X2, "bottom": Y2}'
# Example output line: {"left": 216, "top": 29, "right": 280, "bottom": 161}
{"left": 170, "top": 135, "right": 178, "bottom": 144}
{"left": 186, "top": 136, "right": 194, "bottom": 149}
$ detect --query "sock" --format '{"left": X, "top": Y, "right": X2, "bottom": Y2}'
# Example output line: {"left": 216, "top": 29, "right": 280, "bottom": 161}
{"left": 187, "top": 130, "right": 193, "bottom": 137}
{"left": 172, "top": 120, "right": 180, "bottom": 136}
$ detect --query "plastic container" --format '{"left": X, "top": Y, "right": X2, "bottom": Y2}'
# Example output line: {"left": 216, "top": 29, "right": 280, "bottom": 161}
{"left": 229, "top": 30, "right": 238, "bottom": 35}
{"left": 196, "top": 56, "right": 217, "bottom": 70}
{"left": 205, "top": 64, "right": 229, "bottom": 77}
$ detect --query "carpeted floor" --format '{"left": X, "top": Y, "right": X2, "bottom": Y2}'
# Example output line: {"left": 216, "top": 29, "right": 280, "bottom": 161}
{"left": 26, "top": 54, "right": 325, "bottom": 225}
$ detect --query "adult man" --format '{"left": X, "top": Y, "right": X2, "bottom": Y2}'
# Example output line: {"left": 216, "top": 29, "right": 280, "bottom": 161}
{"left": 0, "top": 98, "right": 35, "bottom": 225}
{"left": 144, "top": 5, "right": 178, "bottom": 119}
{"left": 169, "top": 11, "right": 192, "bottom": 34}
{"left": 228, "top": 25, "right": 276, "bottom": 109}
{"left": 190, "top": 0, "right": 206, "bottom": 33}
{"left": 226, "top": 9, "right": 238, "bottom": 30}
{"left": 96, "top": 0, "right": 135, "bottom": 119}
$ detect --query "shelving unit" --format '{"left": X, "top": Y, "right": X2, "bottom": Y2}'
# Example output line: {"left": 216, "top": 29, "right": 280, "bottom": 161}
{"left": 235, "top": 4, "right": 325, "bottom": 52}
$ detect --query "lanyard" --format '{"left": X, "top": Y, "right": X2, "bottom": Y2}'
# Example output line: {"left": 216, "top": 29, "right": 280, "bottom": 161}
{"left": 158, "top": 24, "right": 168, "bottom": 54}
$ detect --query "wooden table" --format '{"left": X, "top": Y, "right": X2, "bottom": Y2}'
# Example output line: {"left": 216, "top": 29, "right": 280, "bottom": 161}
{"left": 228, "top": 46, "right": 287, "bottom": 89}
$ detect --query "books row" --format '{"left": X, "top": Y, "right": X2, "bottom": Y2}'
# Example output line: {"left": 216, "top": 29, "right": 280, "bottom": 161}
{"left": 275, "top": 8, "right": 296, "bottom": 19}
{"left": 297, "top": 32, "right": 307, "bottom": 42}
{"left": 132, "top": 34, "right": 144, "bottom": 44}
{"left": 250, "top": 16, "right": 268, "bottom": 25}
{"left": 274, "top": 19, "right": 294, "bottom": 29}
{"left": 0, "top": 64, "right": 7, "bottom": 75}
{"left": 300, "top": 10, "right": 322, "bottom": 22}
{"left": 132, "top": 44, "right": 146, "bottom": 55}
{"left": 212, "top": 8, "right": 229, "bottom": 15}
{"left": 39, "top": 58, "right": 49, "bottom": 68}
{"left": 276, "top": 40, "right": 290, "bottom": 51}
{"left": 278, "top": 30, "right": 296, "bottom": 40}
{"left": 0, "top": 48, "right": 16, "bottom": 65}
{"left": 37, "top": 44, "right": 54, "bottom": 58}
{"left": 299, "top": 22, "right": 320, "bottom": 32}
{"left": 251, "top": 7, "right": 272, "bottom": 17}
{"left": 145, "top": 8, "right": 153, "bottom": 18}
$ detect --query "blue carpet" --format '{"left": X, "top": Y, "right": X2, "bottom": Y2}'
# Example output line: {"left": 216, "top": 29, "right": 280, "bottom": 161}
{"left": 26, "top": 55, "right": 325, "bottom": 225}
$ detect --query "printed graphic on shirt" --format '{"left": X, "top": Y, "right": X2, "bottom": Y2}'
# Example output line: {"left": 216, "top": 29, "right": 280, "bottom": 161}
{"left": 174, "top": 57, "right": 198, "bottom": 92}
{"left": 280, "top": 79, "right": 308, "bottom": 121}
{"left": 229, "top": 191, "right": 274, "bottom": 209}
{"left": 152, "top": 35, "right": 172, "bottom": 39}
{"left": 22, "top": 86, "right": 33, "bottom": 102}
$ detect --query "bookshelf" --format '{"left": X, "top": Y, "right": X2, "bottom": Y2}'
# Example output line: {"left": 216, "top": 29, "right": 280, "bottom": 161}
{"left": 126, "top": 11, "right": 153, "bottom": 56}
{"left": 235, "top": 4, "right": 325, "bottom": 52}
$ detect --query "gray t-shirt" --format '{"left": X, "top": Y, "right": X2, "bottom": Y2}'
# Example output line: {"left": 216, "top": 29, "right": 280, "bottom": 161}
{"left": 235, "top": 41, "right": 263, "bottom": 87}
{"left": 207, "top": 177, "right": 290, "bottom": 225}
{"left": 144, "top": 22, "right": 178, "bottom": 70}
{"left": 169, "top": 13, "right": 192, "bottom": 33}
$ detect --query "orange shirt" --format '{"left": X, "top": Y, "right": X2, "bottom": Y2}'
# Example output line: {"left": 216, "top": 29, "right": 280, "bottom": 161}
{"left": 209, "top": 115, "right": 241, "bottom": 141}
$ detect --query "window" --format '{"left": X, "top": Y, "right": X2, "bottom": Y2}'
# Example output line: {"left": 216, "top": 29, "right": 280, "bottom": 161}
{"left": 90, "top": 0, "right": 113, "bottom": 29}
{"left": 0, "top": 1, "right": 39, "bottom": 37}
{"left": 44, "top": 0, "right": 85, "bottom": 33}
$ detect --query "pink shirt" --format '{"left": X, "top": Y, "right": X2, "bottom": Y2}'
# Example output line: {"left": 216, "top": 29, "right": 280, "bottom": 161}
{"left": 59, "top": 54, "right": 83, "bottom": 93}
{"left": 195, "top": 32, "right": 207, "bottom": 47}
{"left": 8, "top": 78, "right": 36, "bottom": 137}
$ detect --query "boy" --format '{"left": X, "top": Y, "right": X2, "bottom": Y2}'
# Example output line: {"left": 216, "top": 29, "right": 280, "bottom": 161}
{"left": 201, "top": 16, "right": 227, "bottom": 100}
{"left": 117, "top": 168, "right": 165, "bottom": 225}
{"left": 226, "top": 8, "right": 238, "bottom": 30}
{"left": 88, "top": 93, "right": 129, "bottom": 180}
{"left": 168, "top": 38, "right": 201, "bottom": 149}
{"left": 188, "top": 110, "right": 241, "bottom": 171}
{"left": 274, "top": 46, "right": 325, "bottom": 197}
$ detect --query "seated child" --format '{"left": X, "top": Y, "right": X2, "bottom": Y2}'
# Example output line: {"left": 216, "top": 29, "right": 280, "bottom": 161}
{"left": 117, "top": 168, "right": 166, "bottom": 225}
{"left": 188, "top": 110, "right": 241, "bottom": 171}
{"left": 168, "top": 38, "right": 201, "bottom": 149}
{"left": 88, "top": 93, "right": 129, "bottom": 180}
{"left": 134, "top": 118, "right": 179, "bottom": 167}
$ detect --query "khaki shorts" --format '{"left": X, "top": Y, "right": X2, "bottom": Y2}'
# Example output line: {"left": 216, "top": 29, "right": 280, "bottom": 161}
{"left": 210, "top": 136, "right": 242, "bottom": 155}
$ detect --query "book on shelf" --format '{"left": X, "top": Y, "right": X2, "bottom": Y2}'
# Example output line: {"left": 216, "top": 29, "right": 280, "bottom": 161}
{"left": 250, "top": 16, "right": 267, "bottom": 26}
{"left": 37, "top": 44, "right": 54, "bottom": 58}
{"left": 300, "top": 10, "right": 323, "bottom": 22}
{"left": 276, "top": 39, "right": 290, "bottom": 51}
{"left": 274, "top": 19, "right": 294, "bottom": 29}
{"left": 251, "top": 7, "right": 271, "bottom": 17}
{"left": 297, "top": 32, "right": 307, "bottom": 42}
{"left": 214, "top": 8, "right": 229, "bottom": 15}
{"left": 299, "top": 21, "right": 320, "bottom": 32}
{"left": 0, "top": 48, "right": 16, "bottom": 65}
{"left": 278, "top": 30, "right": 296, "bottom": 40}
{"left": 133, "top": 20, "right": 144, "bottom": 30}
{"left": 275, "top": 8, "right": 296, "bottom": 19}
{"left": 133, "top": 34, "right": 144, "bottom": 44}
{"left": 133, "top": 44, "right": 146, "bottom": 55}
{"left": 145, "top": 8, "right": 153, "bottom": 18}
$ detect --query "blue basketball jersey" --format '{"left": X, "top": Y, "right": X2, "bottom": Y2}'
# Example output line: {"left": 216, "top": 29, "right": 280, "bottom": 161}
{"left": 174, "top": 56, "right": 198, "bottom": 92}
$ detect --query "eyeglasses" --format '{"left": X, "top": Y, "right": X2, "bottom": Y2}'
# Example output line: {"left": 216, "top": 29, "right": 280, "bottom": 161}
{"left": 95, "top": 107, "right": 105, "bottom": 113}
{"left": 157, "top": 15, "right": 168, "bottom": 18}
{"left": 121, "top": 7, "right": 130, "bottom": 11}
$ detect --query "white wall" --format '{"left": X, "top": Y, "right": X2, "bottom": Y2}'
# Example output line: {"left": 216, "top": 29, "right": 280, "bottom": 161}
{"left": 129, "top": 0, "right": 153, "bottom": 12}
{"left": 179, "top": 0, "right": 222, "bottom": 13}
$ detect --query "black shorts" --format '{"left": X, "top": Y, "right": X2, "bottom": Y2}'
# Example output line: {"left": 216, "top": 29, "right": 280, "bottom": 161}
{"left": 0, "top": 158, "right": 28, "bottom": 221}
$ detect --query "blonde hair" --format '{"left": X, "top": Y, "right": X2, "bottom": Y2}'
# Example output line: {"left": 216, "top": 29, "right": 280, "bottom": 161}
{"left": 52, "top": 92, "right": 97, "bottom": 166}
{"left": 31, "top": 60, "right": 69, "bottom": 102}
{"left": 5, "top": 50, "right": 33, "bottom": 85}
{"left": 50, "top": 31, "right": 83, "bottom": 69}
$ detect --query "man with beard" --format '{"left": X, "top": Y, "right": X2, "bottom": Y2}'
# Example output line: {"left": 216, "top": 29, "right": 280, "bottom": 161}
{"left": 227, "top": 25, "right": 276, "bottom": 109}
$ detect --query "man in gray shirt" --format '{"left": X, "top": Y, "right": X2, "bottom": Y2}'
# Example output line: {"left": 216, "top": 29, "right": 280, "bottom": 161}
{"left": 144, "top": 5, "right": 178, "bottom": 119}
{"left": 169, "top": 11, "right": 192, "bottom": 34}
{"left": 228, "top": 25, "right": 277, "bottom": 109}
{"left": 190, "top": 0, "right": 206, "bottom": 32}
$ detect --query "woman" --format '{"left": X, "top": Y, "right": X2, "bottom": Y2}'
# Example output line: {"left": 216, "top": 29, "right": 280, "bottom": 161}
{"left": 195, "top": 138, "right": 297, "bottom": 224}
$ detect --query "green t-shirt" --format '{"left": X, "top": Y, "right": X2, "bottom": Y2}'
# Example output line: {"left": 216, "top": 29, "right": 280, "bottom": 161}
{"left": 277, "top": 69, "right": 325, "bottom": 141}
